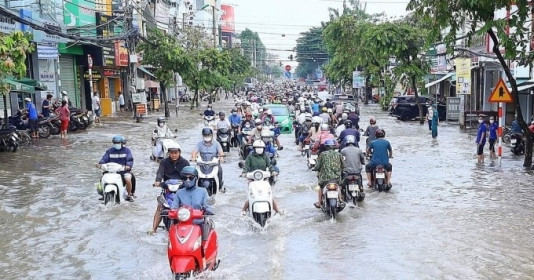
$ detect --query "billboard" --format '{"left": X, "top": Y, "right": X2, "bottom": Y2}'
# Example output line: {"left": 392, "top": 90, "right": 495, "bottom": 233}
{"left": 221, "top": 5, "right": 235, "bottom": 33}
{"left": 455, "top": 58, "right": 471, "bottom": 95}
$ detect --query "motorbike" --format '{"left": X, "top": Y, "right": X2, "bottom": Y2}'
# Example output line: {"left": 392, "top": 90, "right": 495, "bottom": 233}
{"left": 239, "top": 129, "right": 253, "bottom": 160}
{"left": 195, "top": 155, "right": 224, "bottom": 196}
{"left": 203, "top": 116, "right": 216, "bottom": 128}
{"left": 157, "top": 179, "right": 182, "bottom": 231}
{"left": 0, "top": 129, "right": 20, "bottom": 152}
{"left": 8, "top": 110, "right": 52, "bottom": 138}
{"left": 293, "top": 121, "right": 302, "bottom": 142}
{"left": 307, "top": 142, "right": 319, "bottom": 170}
{"left": 96, "top": 162, "right": 137, "bottom": 205}
{"left": 320, "top": 180, "right": 345, "bottom": 220}
{"left": 246, "top": 170, "right": 273, "bottom": 227}
{"left": 166, "top": 206, "right": 219, "bottom": 279}
{"left": 342, "top": 173, "right": 365, "bottom": 204}
{"left": 371, "top": 165, "right": 391, "bottom": 192}
{"left": 217, "top": 128, "right": 231, "bottom": 153}
{"left": 151, "top": 129, "right": 179, "bottom": 161}
{"left": 230, "top": 123, "right": 240, "bottom": 148}
{"left": 510, "top": 133, "right": 525, "bottom": 155}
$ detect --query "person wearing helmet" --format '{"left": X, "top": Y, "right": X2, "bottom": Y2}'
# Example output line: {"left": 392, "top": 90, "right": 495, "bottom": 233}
{"left": 229, "top": 108, "right": 242, "bottom": 127}
{"left": 216, "top": 111, "right": 230, "bottom": 130}
{"left": 311, "top": 99, "right": 320, "bottom": 114}
{"left": 261, "top": 109, "right": 275, "bottom": 124}
{"left": 324, "top": 98, "right": 334, "bottom": 109}
{"left": 190, "top": 128, "right": 225, "bottom": 188}
{"left": 152, "top": 117, "right": 176, "bottom": 160}
{"left": 340, "top": 135, "right": 365, "bottom": 192}
{"left": 97, "top": 135, "right": 135, "bottom": 201}
{"left": 363, "top": 117, "right": 379, "bottom": 149}
{"left": 339, "top": 119, "right": 360, "bottom": 150}
{"left": 335, "top": 102, "right": 344, "bottom": 119}
{"left": 312, "top": 123, "right": 335, "bottom": 153}
{"left": 326, "top": 108, "right": 338, "bottom": 126}
{"left": 348, "top": 108, "right": 359, "bottom": 127}
{"left": 337, "top": 113, "right": 348, "bottom": 127}
{"left": 248, "top": 119, "right": 264, "bottom": 144}
{"left": 149, "top": 143, "right": 190, "bottom": 235}
{"left": 312, "top": 139, "right": 344, "bottom": 209}
{"left": 305, "top": 116, "right": 323, "bottom": 146}
{"left": 61, "top": 90, "right": 72, "bottom": 107}
{"left": 203, "top": 105, "right": 215, "bottom": 117}
{"left": 240, "top": 140, "right": 282, "bottom": 215}
{"left": 238, "top": 112, "right": 254, "bottom": 145}
{"left": 365, "top": 129, "right": 392, "bottom": 187}
{"left": 171, "top": 166, "right": 214, "bottom": 243}
{"left": 319, "top": 107, "right": 331, "bottom": 124}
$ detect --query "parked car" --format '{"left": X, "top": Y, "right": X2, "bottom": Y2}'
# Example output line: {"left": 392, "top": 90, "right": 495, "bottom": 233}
{"left": 389, "top": 95, "right": 446, "bottom": 121}
{"left": 262, "top": 104, "right": 293, "bottom": 134}
{"left": 332, "top": 94, "right": 359, "bottom": 114}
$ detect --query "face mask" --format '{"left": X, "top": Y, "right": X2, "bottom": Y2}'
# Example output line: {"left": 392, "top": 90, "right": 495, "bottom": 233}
{"left": 182, "top": 179, "right": 196, "bottom": 190}
{"left": 256, "top": 125, "right": 262, "bottom": 130}
{"left": 255, "top": 148, "right": 264, "bottom": 154}
{"left": 489, "top": 120, "right": 494, "bottom": 124}
{"left": 113, "top": 144, "right": 122, "bottom": 150}
{"left": 232, "top": 112, "right": 237, "bottom": 115}
{"left": 245, "top": 124, "right": 251, "bottom": 128}
{"left": 478, "top": 120, "right": 484, "bottom": 124}
{"left": 203, "top": 136, "right": 212, "bottom": 142}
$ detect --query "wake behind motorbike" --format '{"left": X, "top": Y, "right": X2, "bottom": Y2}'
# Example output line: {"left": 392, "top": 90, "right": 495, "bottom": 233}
{"left": 246, "top": 170, "right": 274, "bottom": 227}
{"left": 342, "top": 173, "right": 365, "bottom": 204}
{"left": 217, "top": 128, "right": 231, "bottom": 153}
{"left": 167, "top": 206, "right": 219, "bottom": 279}
{"left": 96, "top": 162, "right": 137, "bottom": 205}
{"left": 320, "top": 180, "right": 345, "bottom": 220}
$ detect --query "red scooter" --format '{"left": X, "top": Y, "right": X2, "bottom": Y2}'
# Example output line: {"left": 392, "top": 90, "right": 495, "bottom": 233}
{"left": 167, "top": 206, "right": 219, "bottom": 279}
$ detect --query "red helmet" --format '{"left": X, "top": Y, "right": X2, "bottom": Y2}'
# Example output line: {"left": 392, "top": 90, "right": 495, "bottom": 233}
{"left": 375, "top": 129, "right": 385, "bottom": 138}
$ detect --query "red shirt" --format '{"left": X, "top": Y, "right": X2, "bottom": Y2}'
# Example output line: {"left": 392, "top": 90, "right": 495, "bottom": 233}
{"left": 55, "top": 106, "right": 70, "bottom": 121}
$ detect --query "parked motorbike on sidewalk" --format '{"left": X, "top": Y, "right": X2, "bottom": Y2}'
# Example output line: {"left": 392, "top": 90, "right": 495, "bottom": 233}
{"left": 0, "top": 129, "right": 20, "bottom": 152}
{"left": 510, "top": 133, "right": 525, "bottom": 155}
{"left": 166, "top": 206, "right": 219, "bottom": 279}
{"left": 341, "top": 173, "right": 365, "bottom": 204}
{"left": 320, "top": 180, "right": 345, "bottom": 220}
{"left": 246, "top": 170, "right": 273, "bottom": 227}
{"left": 216, "top": 128, "right": 231, "bottom": 153}
{"left": 96, "top": 162, "right": 137, "bottom": 205}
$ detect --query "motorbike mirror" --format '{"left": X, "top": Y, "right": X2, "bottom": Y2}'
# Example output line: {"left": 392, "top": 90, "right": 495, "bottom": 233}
{"left": 153, "top": 129, "right": 157, "bottom": 133}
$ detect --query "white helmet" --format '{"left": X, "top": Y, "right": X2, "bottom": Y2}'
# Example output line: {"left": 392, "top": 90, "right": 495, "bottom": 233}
{"left": 327, "top": 108, "right": 333, "bottom": 113}
{"left": 321, "top": 123, "right": 329, "bottom": 131}
{"left": 260, "top": 130, "right": 271, "bottom": 138}
{"left": 167, "top": 142, "right": 181, "bottom": 152}
{"left": 266, "top": 109, "right": 272, "bottom": 115}
{"left": 341, "top": 113, "right": 348, "bottom": 120}
{"left": 345, "top": 135, "right": 356, "bottom": 145}
{"left": 312, "top": 116, "right": 323, "bottom": 124}
{"left": 253, "top": 140, "right": 266, "bottom": 148}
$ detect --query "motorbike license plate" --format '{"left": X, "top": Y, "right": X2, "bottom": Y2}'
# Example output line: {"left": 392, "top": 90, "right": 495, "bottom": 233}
{"left": 348, "top": 184, "right": 358, "bottom": 191}
{"left": 376, "top": 172, "right": 386, "bottom": 179}
{"left": 326, "top": 191, "right": 338, "bottom": 199}
{"left": 511, "top": 139, "right": 517, "bottom": 144}
{"left": 304, "top": 145, "right": 309, "bottom": 150}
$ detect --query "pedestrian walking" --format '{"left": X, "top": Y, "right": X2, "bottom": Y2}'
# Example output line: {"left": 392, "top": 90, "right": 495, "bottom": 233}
{"left": 475, "top": 115, "right": 487, "bottom": 164}
{"left": 118, "top": 91, "right": 125, "bottom": 112}
{"left": 488, "top": 116, "right": 498, "bottom": 159}
{"left": 25, "top": 98, "right": 39, "bottom": 138}
{"left": 431, "top": 104, "right": 438, "bottom": 139}
{"left": 55, "top": 100, "right": 70, "bottom": 139}
{"left": 426, "top": 103, "right": 433, "bottom": 131}
{"left": 92, "top": 91, "right": 101, "bottom": 124}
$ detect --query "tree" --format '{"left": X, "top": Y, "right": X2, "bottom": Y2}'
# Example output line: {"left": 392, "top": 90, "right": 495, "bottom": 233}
{"left": 407, "top": 0, "right": 534, "bottom": 166}
{"left": 138, "top": 28, "right": 193, "bottom": 117}
{"left": 295, "top": 27, "right": 328, "bottom": 79}
{"left": 0, "top": 31, "right": 34, "bottom": 128}
{"left": 223, "top": 48, "right": 251, "bottom": 93}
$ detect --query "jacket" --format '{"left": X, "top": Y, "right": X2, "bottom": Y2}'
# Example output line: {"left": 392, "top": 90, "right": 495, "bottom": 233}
{"left": 313, "top": 149, "right": 344, "bottom": 186}
{"left": 242, "top": 152, "right": 274, "bottom": 174}
{"left": 153, "top": 125, "right": 174, "bottom": 139}
{"left": 171, "top": 186, "right": 212, "bottom": 224}
{"left": 155, "top": 157, "right": 190, "bottom": 182}
{"left": 99, "top": 146, "right": 134, "bottom": 174}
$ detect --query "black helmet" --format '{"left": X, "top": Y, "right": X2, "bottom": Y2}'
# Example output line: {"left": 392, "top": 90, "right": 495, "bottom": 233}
{"left": 344, "top": 119, "right": 352, "bottom": 128}
{"left": 157, "top": 117, "right": 166, "bottom": 124}
{"left": 375, "top": 128, "right": 385, "bottom": 138}
{"left": 202, "top": 127, "right": 213, "bottom": 136}
{"left": 231, "top": 108, "right": 237, "bottom": 113}
{"left": 219, "top": 111, "right": 225, "bottom": 117}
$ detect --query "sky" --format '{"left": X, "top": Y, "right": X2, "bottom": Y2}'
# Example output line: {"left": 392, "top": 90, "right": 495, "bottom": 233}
{"left": 224, "top": 0, "right": 410, "bottom": 68}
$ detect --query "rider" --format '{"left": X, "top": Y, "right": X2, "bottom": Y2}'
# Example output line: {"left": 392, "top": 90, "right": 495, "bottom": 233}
{"left": 240, "top": 140, "right": 282, "bottom": 215}
{"left": 365, "top": 129, "right": 392, "bottom": 187}
{"left": 511, "top": 116, "right": 522, "bottom": 134}
{"left": 152, "top": 117, "right": 176, "bottom": 159}
{"left": 216, "top": 112, "right": 231, "bottom": 138}
{"left": 313, "top": 124, "right": 335, "bottom": 153}
{"left": 348, "top": 108, "right": 360, "bottom": 128}
{"left": 363, "top": 117, "right": 379, "bottom": 149}
{"left": 97, "top": 135, "right": 135, "bottom": 201}
{"left": 312, "top": 139, "right": 345, "bottom": 209}
{"left": 340, "top": 135, "right": 365, "bottom": 190}
{"left": 319, "top": 107, "right": 330, "bottom": 124}
{"left": 203, "top": 104, "right": 216, "bottom": 118}
{"left": 238, "top": 112, "right": 254, "bottom": 145}
{"left": 339, "top": 120, "right": 360, "bottom": 149}
{"left": 149, "top": 143, "right": 190, "bottom": 235}
{"left": 248, "top": 119, "right": 264, "bottom": 144}
{"left": 190, "top": 128, "right": 225, "bottom": 189}
{"left": 311, "top": 99, "right": 320, "bottom": 114}
{"left": 229, "top": 108, "right": 242, "bottom": 127}
{"left": 261, "top": 109, "right": 276, "bottom": 124}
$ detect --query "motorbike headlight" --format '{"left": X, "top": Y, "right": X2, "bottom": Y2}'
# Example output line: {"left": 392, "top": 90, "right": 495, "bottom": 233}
{"left": 178, "top": 208, "right": 191, "bottom": 222}
{"left": 253, "top": 171, "right": 263, "bottom": 180}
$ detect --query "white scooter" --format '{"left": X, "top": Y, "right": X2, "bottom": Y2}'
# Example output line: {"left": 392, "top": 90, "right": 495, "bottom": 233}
{"left": 151, "top": 137, "right": 180, "bottom": 161}
{"left": 96, "top": 162, "right": 128, "bottom": 205}
{"left": 246, "top": 169, "right": 273, "bottom": 227}
{"left": 195, "top": 155, "right": 224, "bottom": 197}
{"left": 204, "top": 116, "right": 216, "bottom": 128}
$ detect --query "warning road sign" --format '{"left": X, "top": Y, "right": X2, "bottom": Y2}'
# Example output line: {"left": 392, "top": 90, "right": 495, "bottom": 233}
{"left": 488, "top": 78, "right": 513, "bottom": 103}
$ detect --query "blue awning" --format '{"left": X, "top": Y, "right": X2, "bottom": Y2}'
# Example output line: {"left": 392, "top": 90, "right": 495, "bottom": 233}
{"left": 138, "top": 67, "right": 156, "bottom": 78}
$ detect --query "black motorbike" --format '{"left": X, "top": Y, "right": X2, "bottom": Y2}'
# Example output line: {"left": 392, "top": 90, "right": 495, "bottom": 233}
{"left": 157, "top": 180, "right": 182, "bottom": 231}
{"left": 230, "top": 123, "right": 240, "bottom": 148}
{"left": 320, "top": 180, "right": 345, "bottom": 220}
{"left": 510, "top": 133, "right": 525, "bottom": 155}
{"left": 0, "top": 129, "right": 20, "bottom": 152}
{"left": 8, "top": 110, "right": 51, "bottom": 138}
{"left": 341, "top": 172, "right": 365, "bottom": 204}
{"left": 239, "top": 129, "right": 253, "bottom": 160}
{"left": 217, "top": 128, "right": 231, "bottom": 153}
{"left": 371, "top": 165, "right": 391, "bottom": 192}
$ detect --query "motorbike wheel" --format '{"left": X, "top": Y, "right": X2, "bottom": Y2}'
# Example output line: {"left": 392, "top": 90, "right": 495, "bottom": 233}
{"left": 104, "top": 192, "right": 115, "bottom": 205}
{"left": 175, "top": 271, "right": 194, "bottom": 280}
{"left": 38, "top": 125, "right": 51, "bottom": 138}
{"left": 254, "top": 212, "right": 269, "bottom": 227}
{"left": 163, "top": 216, "right": 171, "bottom": 231}
{"left": 68, "top": 121, "right": 78, "bottom": 132}
{"left": 49, "top": 124, "right": 60, "bottom": 135}
{"left": 329, "top": 204, "right": 337, "bottom": 220}
{"left": 503, "top": 134, "right": 511, "bottom": 144}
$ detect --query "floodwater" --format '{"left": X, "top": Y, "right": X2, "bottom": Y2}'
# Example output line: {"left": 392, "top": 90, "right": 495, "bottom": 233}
{"left": 0, "top": 97, "right": 533, "bottom": 280}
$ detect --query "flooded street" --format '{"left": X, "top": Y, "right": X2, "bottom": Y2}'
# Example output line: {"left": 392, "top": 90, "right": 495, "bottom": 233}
{"left": 1, "top": 99, "right": 533, "bottom": 280}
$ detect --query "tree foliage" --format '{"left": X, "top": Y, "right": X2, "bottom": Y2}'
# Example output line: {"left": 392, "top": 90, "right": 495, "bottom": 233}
{"left": 222, "top": 48, "right": 251, "bottom": 91}
{"left": 407, "top": 0, "right": 534, "bottom": 166}
{"left": 0, "top": 31, "right": 34, "bottom": 95}
{"left": 295, "top": 27, "right": 328, "bottom": 79}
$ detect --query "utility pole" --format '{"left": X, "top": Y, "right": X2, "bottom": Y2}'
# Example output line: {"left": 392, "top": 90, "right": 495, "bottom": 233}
{"left": 212, "top": 5, "right": 217, "bottom": 48}
{"left": 125, "top": 0, "right": 139, "bottom": 121}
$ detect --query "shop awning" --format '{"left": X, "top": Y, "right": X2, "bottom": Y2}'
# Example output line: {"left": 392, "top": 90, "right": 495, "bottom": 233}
{"left": 425, "top": 72, "right": 455, "bottom": 88}
{"left": 517, "top": 80, "right": 534, "bottom": 92}
{"left": 0, "top": 79, "right": 35, "bottom": 93}
{"left": 16, "top": 77, "right": 47, "bottom": 91}
{"left": 145, "top": 80, "right": 160, "bottom": 88}
{"left": 138, "top": 67, "right": 156, "bottom": 78}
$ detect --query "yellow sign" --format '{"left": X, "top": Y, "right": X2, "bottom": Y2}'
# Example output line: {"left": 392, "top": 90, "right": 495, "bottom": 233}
{"left": 488, "top": 78, "right": 513, "bottom": 103}
{"left": 456, "top": 58, "right": 471, "bottom": 95}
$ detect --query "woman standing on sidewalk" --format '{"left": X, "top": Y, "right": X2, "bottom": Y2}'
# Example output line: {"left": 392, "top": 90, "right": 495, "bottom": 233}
{"left": 55, "top": 100, "right": 70, "bottom": 139}
{"left": 488, "top": 116, "right": 498, "bottom": 159}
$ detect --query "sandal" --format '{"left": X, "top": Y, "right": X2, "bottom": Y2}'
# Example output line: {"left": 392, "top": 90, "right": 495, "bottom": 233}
{"left": 313, "top": 202, "right": 321, "bottom": 209}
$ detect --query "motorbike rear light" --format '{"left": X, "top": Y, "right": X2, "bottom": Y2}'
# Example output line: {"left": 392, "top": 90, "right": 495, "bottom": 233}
{"left": 347, "top": 175, "right": 356, "bottom": 180}
{"left": 376, "top": 167, "right": 385, "bottom": 172}
{"left": 178, "top": 208, "right": 191, "bottom": 222}
{"left": 326, "top": 183, "right": 338, "bottom": 190}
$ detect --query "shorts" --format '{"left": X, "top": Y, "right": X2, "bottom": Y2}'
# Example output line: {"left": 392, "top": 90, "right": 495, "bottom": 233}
{"left": 60, "top": 119, "right": 69, "bottom": 131}
{"left": 122, "top": 172, "right": 132, "bottom": 180}
{"left": 119, "top": 104, "right": 125, "bottom": 109}
{"left": 365, "top": 162, "right": 392, "bottom": 173}
{"left": 489, "top": 139, "right": 496, "bottom": 152}
{"left": 477, "top": 144, "right": 485, "bottom": 155}
{"left": 29, "top": 119, "right": 38, "bottom": 132}
{"left": 94, "top": 108, "right": 101, "bottom": 117}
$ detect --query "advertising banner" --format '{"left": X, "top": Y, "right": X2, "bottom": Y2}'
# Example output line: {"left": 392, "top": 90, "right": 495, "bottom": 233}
{"left": 64, "top": 0, "right": 96, "bottom": 28}
{"left": 456, "top": 58, "right": 471, "bottom": 95}
{"left": 114, "top": 41, "right": 128, "bottom": 66}
{"left": 221, "top": 5, "right": 235, "bottom": 33}
{"left": 0, "top": 15, "right": 17, "bottom": 34}
{"left": 352, "top": 71, "right": 364, "bottom": 88}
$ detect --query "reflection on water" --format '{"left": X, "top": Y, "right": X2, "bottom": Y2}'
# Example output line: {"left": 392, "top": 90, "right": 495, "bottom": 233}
{"left": 0, "top": 101, "right": 533, "bottom": 279}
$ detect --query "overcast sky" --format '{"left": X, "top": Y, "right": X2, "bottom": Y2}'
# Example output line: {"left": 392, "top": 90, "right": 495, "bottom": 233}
{"left": 224, "top": 0, "right": 409, "bottom": 66}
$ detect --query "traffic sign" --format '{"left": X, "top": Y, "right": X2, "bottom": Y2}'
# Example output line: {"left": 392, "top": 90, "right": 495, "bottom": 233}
{"left": 285, "top": 65, "right": 291, "bottom": 71}
{"left": 87, "top": 54, "right": 93, "bottom": 69}
{"left": 488, "top": 78, "right": 513, "bottom": 103}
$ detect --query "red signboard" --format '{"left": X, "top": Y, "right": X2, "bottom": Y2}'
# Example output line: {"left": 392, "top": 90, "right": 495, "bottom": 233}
{"left": 285, "top": 65, "right": 291, "bottom": 71}
{"left": 221, "top": 5, "right": 235, "bottom": 33}
{"left": 114, "top": 41, "right": 129, "bottom": 67}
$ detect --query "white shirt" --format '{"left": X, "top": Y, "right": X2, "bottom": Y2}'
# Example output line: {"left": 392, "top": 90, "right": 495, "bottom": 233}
{"left": 216, "top": 119, "right": 230, "bottom": 130}
{"left": 118, "top": 94, "right": 125, "bottom": 105}
{"left": 92, "top": 95, "right": 100, "bottom": 110}
{"left": 153, "top": 125, "right": 174, "bottom": 139}
{"left": 427, "top": 107, "right": 434, "bottom": 120}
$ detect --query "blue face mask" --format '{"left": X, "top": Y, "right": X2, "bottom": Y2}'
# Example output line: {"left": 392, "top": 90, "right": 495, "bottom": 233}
{"left": 182, "top": 178, "right": 197, "bottom": 189}
{"left": 113, "top": 144, "right": 122, "bottom": 150}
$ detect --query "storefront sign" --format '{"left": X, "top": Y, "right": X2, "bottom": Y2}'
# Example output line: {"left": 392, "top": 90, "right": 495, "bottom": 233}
{"left": 456, "top": 58, "right": 471, "bottom": 95}
{"left": 37, "top": 44, "right": 59, "bottom": 59}
{"left": 64, "top": 0, "right": 96, "bottom": 28}
{"left": 102, "top": 46, "right": 115, "bottom": 66}
{"left": 39, "top": 59, "right": 56, "bottom": 92}
{"left": 221, "top": 5, "right": 235, "bottom": 33}
{"left": 84, "top": 69, "right": 102, "bottom": 81}
{"left": 446, "top": 97, "right": 461, "bottom": 120}
{"left": 136, "top": 103, "right": 146, "bottom": 114}
{"left": 103, "top": 69, "right": 120, "bottom": 77}
{"left": 0, "top": 15, "right": 17, "bottom": 34}
{"left": 155, "top": 1, "right": 170, "bottom": 32}
{"left": 114, "top": 41, "right": 129, "bottom": 66}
